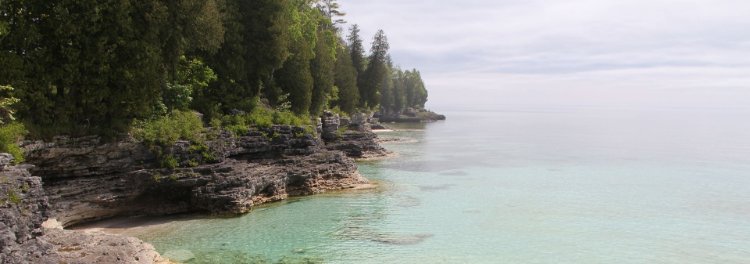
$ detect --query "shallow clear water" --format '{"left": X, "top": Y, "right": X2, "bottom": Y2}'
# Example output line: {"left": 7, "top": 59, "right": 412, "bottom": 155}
{"left": 119, "top": 106, "right": 750, "bottom": 263}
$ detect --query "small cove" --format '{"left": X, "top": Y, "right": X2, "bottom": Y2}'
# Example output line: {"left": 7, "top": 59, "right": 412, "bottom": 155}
{"left": 90, "top": 107, "right": 750, "bottom": 263}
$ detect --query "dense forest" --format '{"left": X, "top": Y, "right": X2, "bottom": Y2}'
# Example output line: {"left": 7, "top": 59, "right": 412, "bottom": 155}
{"left": 0, "top": 0, "right": 430, "bottom": 151}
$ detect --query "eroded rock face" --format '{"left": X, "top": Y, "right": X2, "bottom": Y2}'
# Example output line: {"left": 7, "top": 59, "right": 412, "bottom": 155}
{"left": 23, "top": 125, "right": 365, "bottom": 227}
{"left": 320, "top": 113, "right": 391, "bottom": 159}
{"left": 0, "top": 162, "right": 57, "bottom": 264}
{"left": 324, "top": 130, "right": 391, "bottom": 159}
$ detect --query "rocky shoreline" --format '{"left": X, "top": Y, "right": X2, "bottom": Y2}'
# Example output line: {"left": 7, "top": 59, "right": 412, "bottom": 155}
{"left": 0, "top": 112, "right": 391, "bottom": 264}
{"left": 376, "top": 108, "right": 446, "bottom": 123}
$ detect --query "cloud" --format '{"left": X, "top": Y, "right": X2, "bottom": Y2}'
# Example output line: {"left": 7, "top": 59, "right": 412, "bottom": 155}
{"left": 340, "top": 0, "right": 750, "bottom": 109}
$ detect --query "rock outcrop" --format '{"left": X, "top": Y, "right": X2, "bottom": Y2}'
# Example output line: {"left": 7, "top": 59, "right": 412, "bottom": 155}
{"left": 0, "top": 157, "right": 169, "bottom": 264}
{"left": 2, "top": 117, "right": 388, "bottom": 263}
{"left": 320, "top": 111, "right": 392, "bottom": 159}
{"left": 377, "top": 108, "right": 446, "bottom": 123}
{"left": 43, "top": 228, "right": 171, "bottom": 264}
{"left": 23, "top": 125, "right": 367, "bottom": 227}
{"left": 0, "top": 156, "right": 57, "bottom": 264}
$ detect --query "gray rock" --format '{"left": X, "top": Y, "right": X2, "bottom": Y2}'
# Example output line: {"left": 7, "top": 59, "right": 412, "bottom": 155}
{"left": 0, "top": 154, "right": 13, "bottom": 169}
{"left": 0, "top": 165, "right": 58, "bottom": 264}
{"left": 320, "top": 111, "right": 341, "bottom": 141}
{"left": 42, "top": 229, "right": 170, "bottom": 264}
{"left": 23, "top": 125, "right": 366, "bottom": 227}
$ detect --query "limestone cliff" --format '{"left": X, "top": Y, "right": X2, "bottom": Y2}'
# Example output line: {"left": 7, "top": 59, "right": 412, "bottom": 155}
{"left": 23, "top": 125, "right": 368, "bottom": 227}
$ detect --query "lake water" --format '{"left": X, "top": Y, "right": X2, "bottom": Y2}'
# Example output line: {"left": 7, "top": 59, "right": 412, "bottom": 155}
{"left": 117, "top": 106, "right": 750, "bottom": 263}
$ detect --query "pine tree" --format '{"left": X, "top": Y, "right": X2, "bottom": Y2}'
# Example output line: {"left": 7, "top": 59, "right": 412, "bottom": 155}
{"left": 347, "top": 25, "right": 366, "bottom": 96}
{"left": 359, "top": 30, "right": 390, "bottom": 108}
{"left": 333, "top": 44, "right": 360, "bottom": 114}
{"left": 310, "top": 27, "right": 338, "bottom": 116}
{"left": 1, "top": 0, "right": 169, "bottom": 137}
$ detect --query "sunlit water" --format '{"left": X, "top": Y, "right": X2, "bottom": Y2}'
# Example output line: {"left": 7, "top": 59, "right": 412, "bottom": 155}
{"left": 116, "top": 106, "right": 750, "bottom": 263}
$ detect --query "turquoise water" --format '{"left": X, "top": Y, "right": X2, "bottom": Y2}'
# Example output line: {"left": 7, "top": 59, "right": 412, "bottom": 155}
{"left": 120, "top": 107, "right": 750, "bottom": 263}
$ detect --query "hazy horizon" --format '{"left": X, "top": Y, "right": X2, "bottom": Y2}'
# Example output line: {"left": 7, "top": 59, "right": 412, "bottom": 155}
{"left": 342, "top": 0, "right": 750, "bottom": 111}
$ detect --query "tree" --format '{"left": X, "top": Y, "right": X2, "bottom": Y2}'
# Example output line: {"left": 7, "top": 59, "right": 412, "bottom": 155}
{"left": 273, "top": 0, "right": 317, "bottom": 115}
{"left": 1, "top": 0, "right": 169, "bottom": 137}
{"left": 332, "top": 44, "right": 359, "bottom": 114}
{"left": 359, "top": 29, "right": 390, "bottom": 108}
{"left": 405, "top": 69, "right": 428, "bottom": 108}
{"left": 347, "top": 24, "right": 366, "bottom": 80}
{"left": 315, "top": 0, "right": 346, "bottom": 27}
{"left": 309, "top": 26, "right": 338, "bottom": 116}
{"left": 161, "top": 0, "right": 225, "bottom": 79}
{"left": 199, "top": 0, "right": 292, "bottom": 115}
{"left": 162, "top": 56, "right": 217, "bottom": 112}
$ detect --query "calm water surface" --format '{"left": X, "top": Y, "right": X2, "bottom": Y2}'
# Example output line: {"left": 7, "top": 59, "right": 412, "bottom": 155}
{"left": 118, "top": 106, "right": 750, "bottom": 263}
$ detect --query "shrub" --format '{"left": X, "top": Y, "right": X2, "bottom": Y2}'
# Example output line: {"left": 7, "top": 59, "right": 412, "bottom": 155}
{"left": 132, "top": 111, "right": 204, "bottom": 168}
{"left": 220, "top": 107, "right": 311, "bottom": 136}
{"left": 0, "top": 122, "right": 27, "bottom": 163}
{"left": 133, "top": 110, "right": 204, "bottom": 146}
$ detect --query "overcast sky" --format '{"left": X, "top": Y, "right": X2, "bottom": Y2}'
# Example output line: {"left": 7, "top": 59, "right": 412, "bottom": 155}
{"left": 340, "top": 0, "right": 750, "bottom": 111}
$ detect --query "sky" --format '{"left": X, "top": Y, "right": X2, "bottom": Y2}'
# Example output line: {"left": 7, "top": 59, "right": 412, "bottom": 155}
{"left": 340, "top": 0, "right": 750, "bottom": 111}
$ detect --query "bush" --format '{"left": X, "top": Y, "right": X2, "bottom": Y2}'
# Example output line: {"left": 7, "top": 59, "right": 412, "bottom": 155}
{"left": 219, "top": 107, "right": 311, "bottom": 136}
{"left": 0, "top": 122, "right": 27, "bottom": 163}
{"left": 132, "top": 111, "right": 205, "bottom": 169}
{"left": 133, "top": 110, "right": 205, "bottom": 146}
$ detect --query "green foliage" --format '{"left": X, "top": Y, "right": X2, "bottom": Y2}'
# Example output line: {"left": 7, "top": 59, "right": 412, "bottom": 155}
{"left": 310, "top": 26, "right": 338, "bottom": 116}
{"left": 359, "top": 30, "right": 390, "bottom": 108}
{"left": 316, "top": 0, "right": 347, "bottom": 26}
{"left": 199, "top": 0, "right": 292, "bottom": 115}
{"left": 220, "top": 107, "right": 311, "bottom": 136}
{"left": 271, "top": 0, "right": 319, "bottom": 115}
{"left": 0, "top": 122, "right": 27, "bottom": 163}
{"left": 0, "top": 0, "right": 432, "bottom": 141}
{"left": 162, "top": 0, "right": 225, "bottom": 77}
{"left": 3, "top": 0, "right": 170, "bottom": 138}
{"left": 133, "top": 111, "right": 205, "bottom": 147}
{"left": 347, "top": 24, "right": 366, "bottom": 78}
{"left": 161, "top": 155, "right": 179, "bottom": 170}
{"left": 332, "top": 45, "right": 360, "bottom": 114}
{"left": 0, "top": 85, "right": 19, "bottom": 125}
{"left": 132, "top": 111, "right": 205, "bottom": 169}
{"left": 163, "top": 56, "right": 218, "bottom": 112}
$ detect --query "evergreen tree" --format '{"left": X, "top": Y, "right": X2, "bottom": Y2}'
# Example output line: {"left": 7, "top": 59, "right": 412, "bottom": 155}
{"left": 359, "top": 30, "right": 390, "bottom": 108}
{"left": 199, "top": 0, "right": 291, "bottom": 115}
{"left": 315, "top": 0, "right": 346, "bottom": 27}
{"left": 162, "top": 0, "right": 225, "bottom": 79}
{"left": 333, "top": 44, "right": 359, "bottom": 114}
{"left": 347, "top": 25, "right": 366, "bottom": 91}
{"left": 273, "top": 0, "right": 317, "bottom": 115}
{"left": 1, "top": 0, "right": 169, "bottom": 137}
{"left": 310, "top": 26, "right": 338, "bottom": 116}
